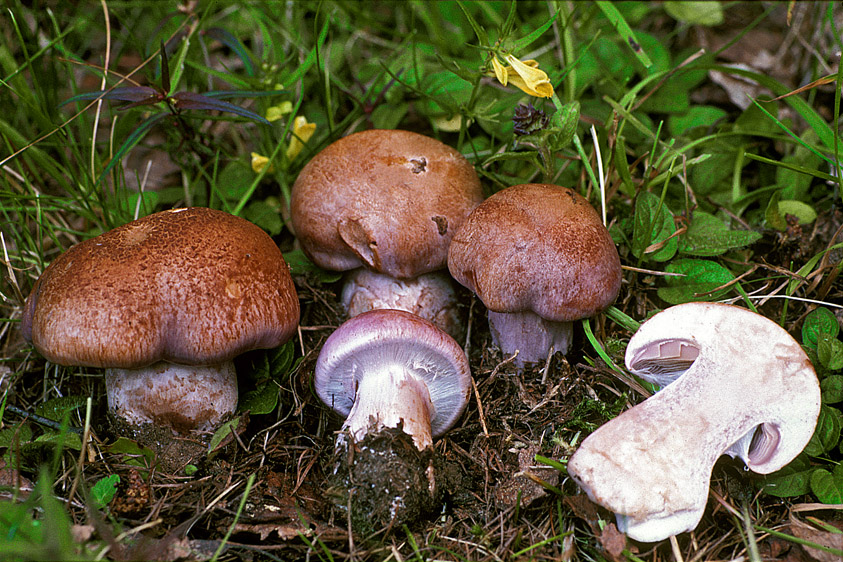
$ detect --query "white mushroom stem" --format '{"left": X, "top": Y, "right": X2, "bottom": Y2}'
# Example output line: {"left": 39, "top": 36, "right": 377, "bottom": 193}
{"left": 341, "top": 269, "right": 462, "bottom": 339}
{"left": 106, "top": 361, "right": 238, "bottom": 433}
{"left": 341, "top": 363, "right": 435, "bottom": 451}
{"left": 487, "top": 310, "right": 573, "bottom": 368}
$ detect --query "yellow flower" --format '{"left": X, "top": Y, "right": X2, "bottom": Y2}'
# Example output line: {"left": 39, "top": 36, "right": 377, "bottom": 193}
{"left": 489, "top": 54, "right": 554, "bottom": 99}
{"left": 265, "top": 101, "right": 293, "bottom": 122}
{"left": 286, "top": 116, "right": 316, "bottom": 161}
{"left": 251, "top": 152, "right": 275, "bottom": 174}
{"left": 491, "top": 55, "right": 508, "bottom": 86}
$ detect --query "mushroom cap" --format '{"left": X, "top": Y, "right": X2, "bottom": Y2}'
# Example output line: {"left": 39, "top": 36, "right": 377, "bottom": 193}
{"left": 567, "top": 302, "right": 821, "bottom": 542}
{"left": 290, "top": 129, "right": 484, "bottom": 279}
{"left": 21, "top": 207, "right": 300, "bottom": 368}
{"left": 447, "top": 183, "right": 621, "bottom": 321}
{"left": 314, "top": 309, "right": 471, "bottom": 438}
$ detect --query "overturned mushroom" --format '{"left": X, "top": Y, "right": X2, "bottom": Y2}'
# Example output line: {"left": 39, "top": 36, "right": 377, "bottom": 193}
{"left": 567, "top": 302, "right": 821, "bottom": 543}
{"left": 314, "top": 309, "right": 471, "bottom": 532}
{"left": 21, "top": 208, "right": 300, "bottom": 435}
{"left": 290, "top": 129, "right": 483, "bottom": 338}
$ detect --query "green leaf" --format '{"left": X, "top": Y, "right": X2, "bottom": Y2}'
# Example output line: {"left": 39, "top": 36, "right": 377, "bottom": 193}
{"left": 821, "top": 376, "right": 843, "bottom": 404}
{"left": 762, "top": 454, "right": 815, "bottom": 498}
{"left": 283, "top": 248, "right": 342, "bottom": 283}
{"left": 455, "top": 1, "right": 488, "bottom": 45}
{"left": 678, "top": 212, "right": 761, "bottom": 256}
{"left": 802, "top": 307, "right": 839, "bottom": 349}
{"left": 818, "top": 334, "right": 843, "bottom": 371}
{"left": 243, "top": 200, "right": 283, "bottom": 237}
{"left": 595, "top": 1, "right": 652, "bottom": 68}
{"left": 631, "top": 191, "right": 677, "bottom": 262}
{"left": 663, "top": 1, "right": 724, "bottom": 26}
{"left": 91, "top": 475, "right": 120, "bottom": 509}
{"left": 208, "top": 417, "right": 240, "bottom": 454}
{"left": 105, "top": 437, "right": 156, "bottom": 471}
{"left": 777, "top": 199, "right": 818, "bottom": 225}
{"left": 34, "top": 395, "right": 88, "bottom": 423}
{"left": 765, "top": 190, "right": 788, "bottom": 231}
{"left": 667, "top": 105, "right": 727, "bottom": 137}
{"left": 657, "top": 258, "right": 735, "bottom": 304}
{"left": 239, "top": 384, "right": 278, "bottom": 416}
{"left": 511, "top": 7, "right": 560, "bottom": 53}
{"left": 804, "top": 405, "right": 843, "bottom": 457}
{"left": 810, "top": 463, "right": 843, "bottom": 504}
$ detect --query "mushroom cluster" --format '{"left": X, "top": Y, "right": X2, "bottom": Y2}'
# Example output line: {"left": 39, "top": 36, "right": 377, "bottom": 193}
{"left": 567, "top": 302, "right": 822, "bottom": 543}
{"left": 290, "top": 128, "right": 483, "bottom": 338}
{"left": 18, "top": 129, "right": 650, "bottom": 537}
{"left": 21, "top": 207, "right": 300, "bottom": 435}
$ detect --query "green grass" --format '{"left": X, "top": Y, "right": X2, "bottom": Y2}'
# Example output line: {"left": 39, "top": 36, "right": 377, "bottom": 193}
{"left": 2, "top": 1, "right": 843, "bottom": 560}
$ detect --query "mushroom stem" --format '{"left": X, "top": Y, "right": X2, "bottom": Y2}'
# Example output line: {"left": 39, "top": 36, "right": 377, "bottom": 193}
{"left": 487, "top": 310, "right": 573, "bottom": 368}
{"left": 341, "top": 364, "right": 434, "bottom": 451}
{"left": 341, "top": 269, "right": 462, "bottom": 339}
{"left": 106, "top": 361, "right": 238, "bottom": 434}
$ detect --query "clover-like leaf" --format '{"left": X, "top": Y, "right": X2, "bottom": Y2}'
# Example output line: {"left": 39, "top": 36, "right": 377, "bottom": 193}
{"left": 804, "top": 405, "right": 843, "bottom": 457}
{"left": 803, "top": 307, "right": 839, "bottom": 349}
{"left": 809, "top": 463, "right": 843, "bottom": 504}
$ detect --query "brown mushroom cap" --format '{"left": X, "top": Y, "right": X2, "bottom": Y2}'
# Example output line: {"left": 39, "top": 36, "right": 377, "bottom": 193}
{"left": 22, "top": 207, "right": 300, "bottom": 368}
{"left": 290, "top": 129, "right": 484, "bottom": 279}
{"left": 447, "top": 183, "right": 622, "bottom": 322}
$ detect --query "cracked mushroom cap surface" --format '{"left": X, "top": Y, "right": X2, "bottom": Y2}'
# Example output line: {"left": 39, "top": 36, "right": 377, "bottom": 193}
{"left": 447, "top": 183, "right": 622, "bottom": 321}
{"left": 567, "top": 302, "right": 821, "bottom": 542}
{"left": 314, "top": 309, "right": 471, "bottom": 438}
{"left": 290, "top": 129, "right": 484, "bottom": 279}
{"left": 21, "top": 207, "right": 300, "bottom": 368}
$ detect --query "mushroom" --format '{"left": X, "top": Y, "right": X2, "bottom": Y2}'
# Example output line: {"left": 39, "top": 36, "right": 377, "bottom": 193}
{"left": 566, "top": 302, "right": 821, "bottom": 543}
{"left": 314, "top": 308, "right": 471, "bottom": 530}
{"left": 290, "top": 129, "right": 483, "bottom": 338}
{"left": 21, "top": 207, "right": 300, "bottom": 434}
{"left": 447, "top": 183, "right": 621, "bottom": 368}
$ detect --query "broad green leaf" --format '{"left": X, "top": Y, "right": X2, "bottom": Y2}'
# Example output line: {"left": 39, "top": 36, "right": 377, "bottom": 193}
{"left": 802, "top": 307, "right": 839, "bottom": 349}
{"left": 244, "top": 200, "right": 283, "bottom": 237}
{"left": 818, "top": 334, "right": 843, "bottom": 371}
{"left": 208, "top": 417, "right": 240, "bottom": 454}
{"left": 821, "top": 376, "right": 843, "bottom": 404}
{"left": 810, "top": 463, "right": 843, "bottom": 504}
{"left": 664, "top": 1, "right": 724, "bottom": 26}
{"left": 677, "top": 212, "right": 761, "bottom": 256}
{"left": 239, "top": 384, "right": 278, "bottom": 416}
{"left": 91, "top": 475, "right": 120, "bottom": 509}
{"left": 631, "top": 191, "right": 677, "bottom": 262}
{"left": 657, "top": 258, "right": 735, "bottom": 304}
{"left": 762, "top": 454, "right": 815, "bottom": 498}
{"left": 804, "top": 405, "right": 843, "bottom": 457}
{"left": 668, "top": 105, "right": 727, "bottom": 137}
{"left": 777, "top": 200, "right": 818, "bottom": 225}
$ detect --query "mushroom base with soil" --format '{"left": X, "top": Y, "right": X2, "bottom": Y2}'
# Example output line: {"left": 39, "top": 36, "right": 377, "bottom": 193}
{"left": 487, "top": 310, "right": 573, "bottom": 368}
{"left": 327, "top": 425, "right": 442, "bottom": 536}
{"left": 341, "top": 269, "right": 463, "bottom": 340}
{"left": 106, "top": 361, "right": 238, "bottom": 434}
